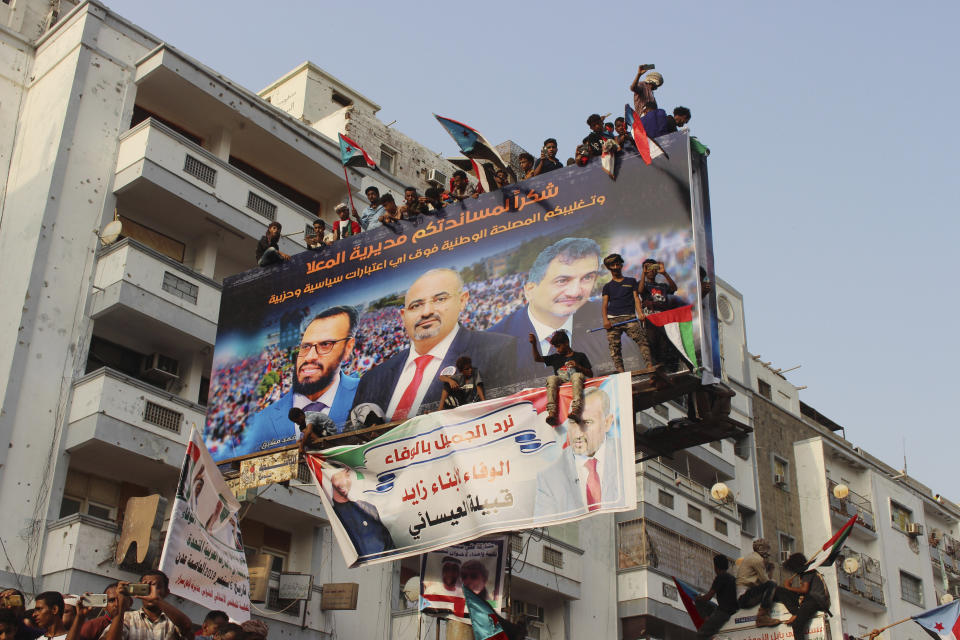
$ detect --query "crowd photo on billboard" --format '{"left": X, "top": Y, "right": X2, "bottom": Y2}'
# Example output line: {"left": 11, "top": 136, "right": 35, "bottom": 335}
{"left": 202, "top": 133, "right": 717, "bottom": 463}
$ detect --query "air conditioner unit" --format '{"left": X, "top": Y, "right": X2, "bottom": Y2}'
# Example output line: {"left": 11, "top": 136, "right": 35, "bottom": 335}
{"left": 773, "top": 474, "right": 785, "bottom": 486}
{"left": 426, "top": 168, "right": 447, "bottom": 186}
{"left": 906, "top": 522, "right": 924, "bottom": 537}
{"left": 141, "top": 352, "right": 180, "bottom": 382}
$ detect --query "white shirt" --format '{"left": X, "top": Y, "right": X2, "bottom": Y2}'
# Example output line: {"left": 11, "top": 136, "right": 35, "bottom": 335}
{"left": 527, "top": 307, "right": 574, "bottom": 356}
{"left": 574, "top": 440, "right": 609, "bottom": 505}
{"left": 293, "top": 370, "right": 341, "bottom": 413}
{"left": 385, "top": 325, "right": 461, "bottom": 419}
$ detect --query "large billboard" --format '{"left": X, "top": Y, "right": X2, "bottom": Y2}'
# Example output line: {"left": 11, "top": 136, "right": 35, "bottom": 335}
{"left": 204, "top": 132, "right": 718, "bottom": 462}
{"left": 304, "top": 374, "right": 636, "bottom": 567}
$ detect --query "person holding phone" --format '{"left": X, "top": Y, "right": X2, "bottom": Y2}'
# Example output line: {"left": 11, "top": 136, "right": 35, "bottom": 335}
{"left": 530, "top": 139, "right": 563, "bottom": 176}
{"left": 104, "top": 572, "right": 193, "bottom": 640}
{"left": 639, "top": 258, "right": 679, "bottom": 368}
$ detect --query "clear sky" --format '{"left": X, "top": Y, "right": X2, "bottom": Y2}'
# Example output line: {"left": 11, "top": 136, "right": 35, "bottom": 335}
{"left": 103, "top": 0, "right": 960, "bottom": 494}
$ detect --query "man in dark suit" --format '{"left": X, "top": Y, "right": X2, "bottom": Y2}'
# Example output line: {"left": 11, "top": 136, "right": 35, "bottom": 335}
{"left": 490, "top": 238, "right": 640, "bottom": 381}
{"left": 230, "top": 306, "right": 361, "bottom": 458}
{"left": 534, "top": 387, "right": 624, "bottom": 522}
{"left": 353, "top": 268, "right": 516, "bottom": 421}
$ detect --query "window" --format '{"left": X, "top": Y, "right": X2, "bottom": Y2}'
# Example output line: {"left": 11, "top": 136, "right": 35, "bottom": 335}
{"left": 714, "top": 518, "right": 728, "bottom": 535}
{"left": 658, "top": 490, "right": 675, "bottom": 509}
{"left": 331, "top": 93, "right": 353, "bottom": 108}
{"left": 198, "top": 376, "right": 210, "bottom": 406}
{"left": 772, "top": 456, "right": 789, "bottom": 489}
{"left": 58, "top": 495, "right": 115, "bottom": 522}
{"left": 687, "top": 505, "right": 702, "bottom": 523}
{"left": 739, "top": 506, "right": 758, "bottom": 537}
{"left": 891, "top": 501, "right": 913, "bottom": 533}
{"left": 143, "top": 401, "right": 183, "bottom": 433}
{"left": 183, "top": 155, "right": 217, "bottom": 186}
{"left": 511, "top": 534, "right": 524, "bottom": 555}
{"left": 246, "top": 192, "right": 278, "bottom": 221}
{"left": 900, "top": 571, "right": 923, "bottom": 606}
{"left": 59, "top": 496, "right": 82, "bottom": 518}
{"left": 758, "top": 379, "right": 772, "bottom": 399}
{"left": 161, "top": 271, "right": 199, "bottom": 304}
{"left": 380, "top": 145, "right": 396, "bottom": 174}
{"left": 779, "top": 533, "right": 795, "bottom": 563}
{"left": 543, "top": 547, "right": 563, "bottom": 568}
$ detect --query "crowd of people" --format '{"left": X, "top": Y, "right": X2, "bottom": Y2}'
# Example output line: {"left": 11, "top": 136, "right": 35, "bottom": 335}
{"left": 0, "top": 573, "right": 272, "bottom": 640}
{"left": 254, "top": 65, "right": 694, "bottom": 267}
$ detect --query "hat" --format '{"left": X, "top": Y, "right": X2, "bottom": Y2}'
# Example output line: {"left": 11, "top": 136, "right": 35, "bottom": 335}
{"left": 753, "top": 538, "right": 771, "bottom": 554}
{"left": 241, "top": 619, "right": 269, "bottom": 638}
{"left": 643, "top": 71, "right": 663, "bottom": 87}
{"left": 335, "top": 203, "right": 349, "bottom": 212}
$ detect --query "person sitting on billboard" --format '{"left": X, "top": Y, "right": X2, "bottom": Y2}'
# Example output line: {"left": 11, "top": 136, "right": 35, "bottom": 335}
{"left": 306, "top": 219, "right": 328, "bottom": 250}
{"left": 775, "top": 553, "right": 831, "bottom": 639}
{"left": 399, "top": 186, "right": 429, "bottom": 219}
{"left": 377, "top": 194, "right": 403, "bottom": 225}
{"left": 354, "top": 185, "right": 384, "bottom": 231}
{"left": 352, "top": 269, "right": 516, "bottom": 422}
{"left": 601, "top": 253, "right": 653, "bottom": 372}
{"left": 533, "top": 387, "right": 622, "bottom": 521}
{"left": 333, "top": 203, "right": 361, "bottom": 239}
{"left": 490, "top": 238, "right": 636, "bottom": 380}
{"left": 672, "top": 106, "right": 692, "bottom": 130}
{"left": 256, "top": 222, "right": 290, "bottom": 267}
{"left": 234, "top": 306, "right": 361, "bottom": 458}
{"left": 449, "top": 171, "right": 479, "bottom": 201}
{"left": 640, "top": 258, "right": 685, "bottom": 367}
{"left": 438, "top": 356, "right": 486, "bottom": 410}
{"left": 517, "top": 152, "right": 536, "bottom": 179}
{"left": 530, "top": 138, "right": 563, "bottom": 176}
{"left": 630, "top": 64, "right": 662, "bottom": 116}
{"left": 529, "top": 330, "right": 593, "bottom": 425}
{"left": 695, "top": 554, "right": 739, "bottom": 638}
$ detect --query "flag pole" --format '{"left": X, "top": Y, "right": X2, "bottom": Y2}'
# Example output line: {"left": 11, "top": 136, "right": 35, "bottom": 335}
{"left": 343, "top": 165, "right": 358, "bottom": 212}
{"left": 867, "top": 616, "right": 912, "bottom": 639}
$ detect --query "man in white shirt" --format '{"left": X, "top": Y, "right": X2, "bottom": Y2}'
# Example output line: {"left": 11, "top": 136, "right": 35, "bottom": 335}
{"left": 533, "top": 387, "right": 624, "bottom": 521}
{"left": 352, "top": 268, "right": 516, "bottom": 421}
{"left": 31, "top": 592, "right": 67, "bottom": 640}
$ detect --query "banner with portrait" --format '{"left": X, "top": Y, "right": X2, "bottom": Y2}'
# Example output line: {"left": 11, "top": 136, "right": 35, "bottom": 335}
{"left": 159, "top": 428, "right": 251, "bottom": 621}
{"left": 203, "top": 133, "right": 718, "bottom": 462}
{"left": 419, "top": 537, "right": 508, "bottom": 623}
{"left": 304, "top": 373, "right": 636, "bottom": 567}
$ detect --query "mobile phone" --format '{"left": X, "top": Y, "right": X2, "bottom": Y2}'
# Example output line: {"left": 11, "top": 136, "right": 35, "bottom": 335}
{"left": 641, "top": 63, "right": 656, "bottom": 70}
{"left": 127, "top": 584, "right": 151, "bottom": 597}
{"left": 81, "top": 594, "right": 108, "bottom": 608}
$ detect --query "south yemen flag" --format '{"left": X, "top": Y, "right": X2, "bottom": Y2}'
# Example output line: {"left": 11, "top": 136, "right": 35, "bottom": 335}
{"left": 434, "top": 114, "right": 507, "bottom": 170}
{"left": 625, "top": 103, "right": 665, "bottom": 165}
{"left": 805, "top": 515, "right": 857, "bottom": 571}
{"left": 673, "top": 577, "right": 704, "bottom": 629}
{"left": 645, "top": 305, "right": 698, "bottom": 368}
{"left": 913, "top": 600, "right": 960, "bottom": 640}
{"left": 462, "top": 588, "right": 508, "bottom": 640}
{"left": 338, "top": 133, "right": 377, "bottom": 169}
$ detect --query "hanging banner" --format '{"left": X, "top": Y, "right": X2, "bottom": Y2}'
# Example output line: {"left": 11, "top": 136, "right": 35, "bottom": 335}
{"left": 305, "top": 373, "right": 636, "bottom": 567}
{"left": 419, "top": 536, "right": 508, "bottom": 623}
{"left": 159, "top": 428, "right": 251, "bottom": 621}
{"left": 203, "top": 133, "right": 719, "bottom": 463}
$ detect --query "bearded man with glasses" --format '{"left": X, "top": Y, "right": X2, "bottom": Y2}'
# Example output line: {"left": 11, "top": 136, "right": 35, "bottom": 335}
{"left": 237, "top": 306, "right": 361, "bottom": 456}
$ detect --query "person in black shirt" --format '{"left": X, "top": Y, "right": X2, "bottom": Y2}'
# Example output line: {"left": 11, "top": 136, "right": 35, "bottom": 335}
{"left": 776, "top": 553, "right": 830, "bottom": 640}
{"left": 640, "top": 258, "right": 679, "bottom": 367}
{"left": 601, "top": 254, "right": 652, "bottom": 372}
{"left": 696, "top": 555, "right": 738, "bottom": 638}
{"left": 518, "top": 152, "right": 536, "bottom": 179}
{"left": 256, "top": 221, "right": 290, "bottom": 267}
{"left": 531, "top": 138, "right": 563, "bottom": 176}
{"left": 420, "top": 187, "right": 447, "bottom": 213}
{"left": 529, "top": 330, "right": 593, "bottom": 425}
{"left": 585, "top": 114, "right": 608, "bottom": 158}
{"left": 306, "top": 219, "right": 328, "bottom": 251}
{"left": 438, "top": 356, "right": 486, "bottom": 409}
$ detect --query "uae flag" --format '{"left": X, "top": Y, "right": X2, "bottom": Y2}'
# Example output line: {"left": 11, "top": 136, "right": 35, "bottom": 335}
{"left": 645, "top": 305, "right": 698, "bottom": 368}
{"left": 624, "top": 104, "right": 666, "bottom": 165}
{"left": 338, "top": 133, "right": 377, "bottom": 169}
{"left": 805, "top": 515, "right": 857, "bottom": 571}
{"left": 673, "top": 577, "right": 704, "bottom": 629}
{"left": 434, "top": 114, "right": 507, "bottom": 170}
{"left": 912, "top": 599, "right": 960, "bottom": 640}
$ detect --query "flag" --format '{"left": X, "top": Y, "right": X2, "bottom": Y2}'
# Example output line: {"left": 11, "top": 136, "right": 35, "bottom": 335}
{"left": 434, "top": 114, "right": 507, "bottom": 169}
{"left": 645, "top": 305, "right": 698, "bottom": 368}
{"left": 804, "top": 515, "right": 857, "bottom": 571}
{"left": 470, "top": 158, "right": 490, "bottom": 193}
{"left": 462, "top": 588, "right": 509, "bottom": 640}
{"left": 600, "top": 139, "right": 618, "bottom": 180}
{"left": 624, "top": 104, "right": 665, "bottom": 165}
{"left": 912, "top": 599, "right": 960, "bottom": 640}
{"left": 338, "top": 133, "right": 377, "bottom": 169}
{"left": 673, "top": 577, "right": 704, "bottom": 629}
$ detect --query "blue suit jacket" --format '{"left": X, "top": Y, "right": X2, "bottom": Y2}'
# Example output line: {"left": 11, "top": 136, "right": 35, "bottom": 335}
{"left": 533, "top": 437, "right": 623, "bottom": 523}
{"left": 490, "top": 302, "right": 639, "bottom": 380}
{"left": 352, "top": 327, "right": 517, "bottom": 416}
{"left": 231, "top": 372, "right": 360, "bottom": 459}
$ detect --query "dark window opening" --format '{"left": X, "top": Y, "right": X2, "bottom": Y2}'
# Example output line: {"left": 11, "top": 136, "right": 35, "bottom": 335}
{"left": 332, "top": 93, "right": 353, "bottom": 108}
{"left": 130, "top": 106, "right": 203, "bottom": 146}
{"left": 228, "top": 156, "right": 321, "bottom": 215}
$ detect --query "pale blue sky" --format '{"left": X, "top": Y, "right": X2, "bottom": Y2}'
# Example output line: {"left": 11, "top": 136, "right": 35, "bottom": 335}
{"left": 104, "top": 0, "right": 960, "bottom": 493}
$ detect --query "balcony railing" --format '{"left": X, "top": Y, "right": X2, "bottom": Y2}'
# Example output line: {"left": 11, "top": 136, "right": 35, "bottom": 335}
{"left": 827, "top": 479, "right": 876, "bottom": 532}
{"left": 40, "top": 514, "right": 120, "bottom": 578}
{"left": 835, "top": 549, "right": 884, "bottom": 606}
{"left": 643, "top": 458, "right": 737, "bottom": 518}
{"left": 617, "top": 518, "right": 715, "bottom": 591}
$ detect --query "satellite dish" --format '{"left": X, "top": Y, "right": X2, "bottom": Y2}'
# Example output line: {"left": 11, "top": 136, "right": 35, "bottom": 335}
{"left": 100, "top": 219, "right": 123, "bottom": 245}
{"left": 833, "top": 484, "right": 850, "bottom": 500}
{"left": 842, "top": 557, "right": 860, "bottom": 574}
{"left": 942, "top": 593, "right": 955, "bottom": 605}
{"left": 710, "top": 482, "right": 731, "bottom": 502}
{"left": 402, "top": 576, "right": 421, "bottom": 603}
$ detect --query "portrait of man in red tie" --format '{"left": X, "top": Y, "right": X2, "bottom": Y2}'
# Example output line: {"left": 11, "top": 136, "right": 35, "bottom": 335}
{"left": 352, "top": 268, "right": 516, "bottom": 421}
{"left": 533, "top": 386, "right": 624, "bottom": 521}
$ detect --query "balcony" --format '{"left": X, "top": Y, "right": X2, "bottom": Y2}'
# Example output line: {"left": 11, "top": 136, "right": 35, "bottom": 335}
{"left": 643, "top": 458, "right": 738, "bottom": 519}
{"left": 114, "top": 118, "right": 318, "bottom": 243}
{"left": 827, "top": 479, "right": 877, "bottom": 539}
{"left": 508, "top": 532, "right": 584, "bottom": 601}
{"left": 40, "top": 514, "right": 123, "bottom": 581}
{"left": 91, "top": 238, "right": 220, "bottom": 346}
{"left": 835, "top": 549, "right": 885, "bottom": 612}
{"left": 65, "top": 368, "right": 201, "bottom": 484}
{"left": 931, "top": 543, "right": 960, "bottom": 577}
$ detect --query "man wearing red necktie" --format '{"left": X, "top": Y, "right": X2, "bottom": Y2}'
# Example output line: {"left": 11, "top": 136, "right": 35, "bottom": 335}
{"left": 533, "top": 387, "right": 624, "bottom": 521}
